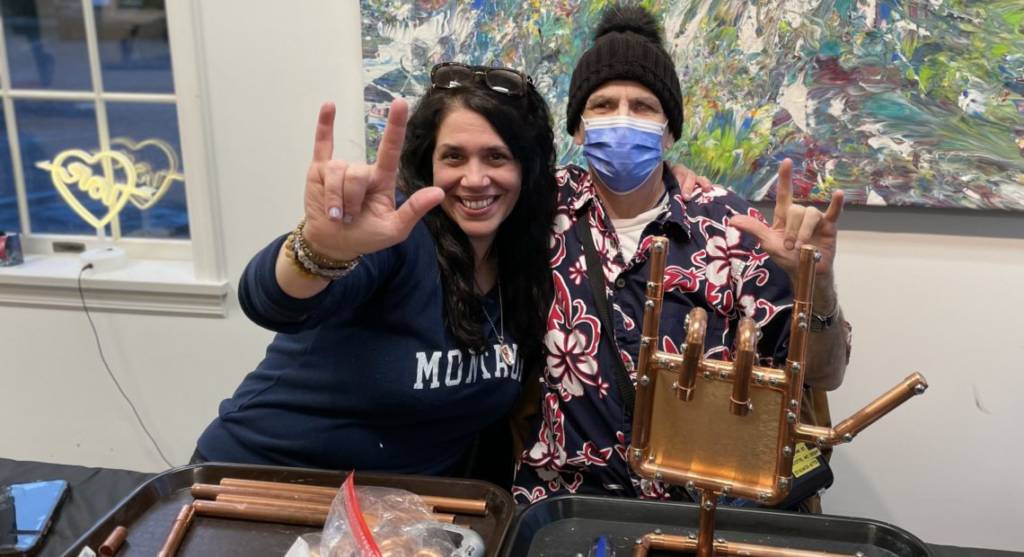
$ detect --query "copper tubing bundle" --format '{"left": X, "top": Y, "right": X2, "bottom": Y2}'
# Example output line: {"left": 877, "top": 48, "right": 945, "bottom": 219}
{"left": 97, "top": 525, "right": 127, "bottom": 556}
{"left": 209, "top": 478, "right": 488, "bottom": 515}
{"left": 156, "top": 504, "right": 194, "bottom": 557}
{"left": 189, "top": 479, "right": 472, "bottom": 529}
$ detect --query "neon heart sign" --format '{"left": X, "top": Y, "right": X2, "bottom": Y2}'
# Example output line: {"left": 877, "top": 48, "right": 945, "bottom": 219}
{"left": 35, "top": 137, "right": 184, "bottom": 233}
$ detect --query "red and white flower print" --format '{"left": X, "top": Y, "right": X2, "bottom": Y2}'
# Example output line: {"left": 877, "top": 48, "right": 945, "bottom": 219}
{"left": 567, "top": 441, "right": 614, "bottom": 467}
{"left": 549, "top": 208, "right": 573, "bottom": 268}
{"left": 567, "top": 255, "right": 587, "bottom": 286}
{"left": 544, "top": 272, "right": 604, "bottom": 398}
{"left": 523, "top": 392, "right": 567, "bottom": 469}
{"left": 663, "top": 264, "right": 701, "bottom": 294}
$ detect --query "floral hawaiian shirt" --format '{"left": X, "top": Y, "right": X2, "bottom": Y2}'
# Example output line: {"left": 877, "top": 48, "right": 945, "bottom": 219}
{"left": 512, "top": 164, "right": 799, "bottom": 503}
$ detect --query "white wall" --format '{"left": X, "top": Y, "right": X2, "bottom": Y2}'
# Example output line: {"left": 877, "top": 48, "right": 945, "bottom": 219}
{"left": 2, "top": 1, "right": 1022, "bottom": 551}
{"left": 826, "top": 219, "right": 1024, "bottom": 551}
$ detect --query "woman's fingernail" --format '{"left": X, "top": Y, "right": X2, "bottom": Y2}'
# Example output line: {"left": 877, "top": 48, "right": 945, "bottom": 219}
{"left": 784, "top": 240, "right": 795, "bottom": 250}
{"left": 328, "top": 207, "right": 342, "bottom": 220}
{"left": 342, "top": 214, "right": 353, "bottom": 224}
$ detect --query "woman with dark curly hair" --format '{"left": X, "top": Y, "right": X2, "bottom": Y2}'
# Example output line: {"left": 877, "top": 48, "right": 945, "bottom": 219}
{"left": 195, "top": 63, "right": 556, "bottom": 482}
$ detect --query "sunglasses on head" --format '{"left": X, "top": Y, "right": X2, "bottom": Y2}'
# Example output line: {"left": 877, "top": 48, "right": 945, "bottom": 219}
{"left": 430, "top": 62, "right": 534, "bottom": 97}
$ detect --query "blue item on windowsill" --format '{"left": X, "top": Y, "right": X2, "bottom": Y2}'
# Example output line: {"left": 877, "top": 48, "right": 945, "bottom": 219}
{"left": 0, "top": 232, "right": 24, "bottom": 267}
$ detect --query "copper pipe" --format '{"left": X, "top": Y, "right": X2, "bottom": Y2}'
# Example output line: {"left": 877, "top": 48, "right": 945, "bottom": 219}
{"left": 729, "top": 317, "right": 756, "bottom": 416}
{"left": 785, "top": 246, "right": 817, "bottom": 401}
{"left": 632, "top": 532, "right": 854, "bottom": 556}
{"left": 216, "top": 478, "right": 487, "bottom": 515}
{"left": 633, "top": 533, "right": 694, "bottom": 556}
{"left": 698, "top": 358, "right": 789, "bottom": 388}
{"left": 717, "top": 541, "right": 851, "bottom": 557}
{"left": 696, "top": 490, "right": 717, "bottom": 557}
{"left": 772, "top": 245, "right": 818, "bottom": 480}
{"left": 97, "top": 525, "right": 127, "bottom": 556}
{"left": 633, "top": 237, "right": 669, "bottom": 452}
{"left": 217, "top": 494, "right": 331, "bottom": 512}
{"left": 796, "top": 373, "right": 928, "bottom": 447}
{"left": 219, "top": 478, "right": 338, "bottom": 496}
{"left": 641, "top": 237, "right": 668, "bottom": 335}
{"left": 633, "top": 462, "right": 780, "bottom": 504}
{"left": 213, "top": 494, "right": 455, "bottom": 523}
{"left": 193, "top": 483, "right": 334, "bottom": 503}
{"left": 678, "top": 307, "right": 708, "bottom": 402}
{"left": 193, "top": 499, "right": 327, "bottom": 527}
{"left": 156, "top": 504, "right": 193, "bottom": 557}
{"left": 426, "top": 512, "right": 455, "bottom": 523}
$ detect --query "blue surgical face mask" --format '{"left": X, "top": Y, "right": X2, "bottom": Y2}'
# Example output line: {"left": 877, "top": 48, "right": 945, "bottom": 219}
{"left": 581, "top": 115, "right": 667, "bottom": 195}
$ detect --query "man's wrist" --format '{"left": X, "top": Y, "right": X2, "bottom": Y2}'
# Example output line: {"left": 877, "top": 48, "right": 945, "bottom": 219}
{"left": 810, "top": 302, "right": 840, "bottom": 332}
{"left": 810, "top": 275, "right": 839, "bottom": 332}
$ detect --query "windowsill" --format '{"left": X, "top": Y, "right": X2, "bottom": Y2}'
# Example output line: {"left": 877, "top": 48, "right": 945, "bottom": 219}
{"left": 0, "top": 254, "right": 230, "bottom": 317}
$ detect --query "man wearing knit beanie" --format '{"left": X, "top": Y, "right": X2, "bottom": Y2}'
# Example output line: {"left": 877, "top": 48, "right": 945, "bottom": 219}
{"left": 513, "top": 4, "right": 851, "bottom": 508}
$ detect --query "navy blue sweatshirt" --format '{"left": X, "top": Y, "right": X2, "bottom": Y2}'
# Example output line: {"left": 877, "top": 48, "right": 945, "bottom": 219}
{"left": 197, "top": 222, "right": 523, "bottom": 474}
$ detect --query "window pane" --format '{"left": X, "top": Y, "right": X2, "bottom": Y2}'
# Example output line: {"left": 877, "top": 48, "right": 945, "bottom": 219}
{"left": 106, "top": 102, "right": 188, "bottom": 239}
{"left": 1, "top": 0, "right": 92, "bottom": 90}
{"left": 17, "top": 100, "right": 105, "bottom": 235}
{"left": 96, "top": 0, "right": 174, "bottom": 93}
{"left": 0, "top": 104, "right": 21, "bottom": 233}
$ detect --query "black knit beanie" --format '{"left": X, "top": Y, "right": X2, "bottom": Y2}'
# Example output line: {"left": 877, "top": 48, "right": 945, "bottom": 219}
{"left": 566, "top": 4, "right": 683, "bottom": 140}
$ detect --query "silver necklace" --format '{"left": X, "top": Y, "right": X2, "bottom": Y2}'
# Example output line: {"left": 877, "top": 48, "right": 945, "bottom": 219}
{"left": 477, "top": 279, "right": 515, "bottom": 366}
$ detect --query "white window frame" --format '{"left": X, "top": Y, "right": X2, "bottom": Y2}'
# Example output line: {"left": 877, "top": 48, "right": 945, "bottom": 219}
{"left": 0, "top": 0, "right": 228, "bottom": 317}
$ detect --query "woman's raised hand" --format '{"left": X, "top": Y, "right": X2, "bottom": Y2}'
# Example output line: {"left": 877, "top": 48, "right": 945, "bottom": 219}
{"left": 302, "top": 99, "right": 445, "bottom": 261}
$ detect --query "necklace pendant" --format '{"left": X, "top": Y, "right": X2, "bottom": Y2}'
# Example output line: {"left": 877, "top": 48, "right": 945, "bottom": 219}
{"left": 499, "top": 344, "right": 515, "bottom": 366}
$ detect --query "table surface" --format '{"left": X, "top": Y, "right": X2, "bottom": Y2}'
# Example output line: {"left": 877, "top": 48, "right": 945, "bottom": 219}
{"left": 1, "top": 457, "right": 1019, "bottom": 557}
{"left": 1, "top": 458, "right": 152, "bottom": 557}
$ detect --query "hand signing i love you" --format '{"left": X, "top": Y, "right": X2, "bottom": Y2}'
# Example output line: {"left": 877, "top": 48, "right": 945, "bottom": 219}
{"left": 730, "top": 158, "right": 844, "bottom": 282}
{"left": 301, "top": 99, "right": 445, "bottom": 262}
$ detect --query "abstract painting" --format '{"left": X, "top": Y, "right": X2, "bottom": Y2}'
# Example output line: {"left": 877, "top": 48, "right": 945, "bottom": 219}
{"left": 361, "top": 0, "right": 1024, "bottom": 211}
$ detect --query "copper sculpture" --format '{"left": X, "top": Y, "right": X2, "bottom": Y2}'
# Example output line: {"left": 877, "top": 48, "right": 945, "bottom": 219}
{"left": 628, "top": 239, "right": 927, "bottom": 557}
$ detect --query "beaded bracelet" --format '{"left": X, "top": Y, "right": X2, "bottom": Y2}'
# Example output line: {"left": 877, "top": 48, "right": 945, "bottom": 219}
{"left": 282, "top": 233, "right": 322, "bottom": 280}
{"left": 285, "top": 219, "right": 361, "bottom": 280}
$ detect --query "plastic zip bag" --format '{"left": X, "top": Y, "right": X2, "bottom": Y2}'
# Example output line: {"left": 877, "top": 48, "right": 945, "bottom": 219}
{"left": 319, "top": 474, "right": 455, "bottom": 557}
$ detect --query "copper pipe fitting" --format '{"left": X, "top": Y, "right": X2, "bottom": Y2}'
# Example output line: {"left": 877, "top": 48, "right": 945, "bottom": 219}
{"left": 729, "top": 317, "right": 757, "bottom": 416}
{"left": 97, "top": 525, "right": 127, "bottom": 556}
{"left": 678, "top": 307, "right": 708, "bottom": 401}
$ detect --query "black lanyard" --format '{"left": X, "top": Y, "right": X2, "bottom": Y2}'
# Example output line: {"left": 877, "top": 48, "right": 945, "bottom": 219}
{"left": 575, "top": 213, "right": 636, "bottom": 411}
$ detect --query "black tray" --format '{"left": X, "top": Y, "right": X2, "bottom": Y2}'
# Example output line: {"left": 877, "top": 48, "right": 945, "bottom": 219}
{"left": 61, "top": 463, "right": 515, "bottom": 557}
{"left": 501, "top": 495, "right": 933, "bottom": 556}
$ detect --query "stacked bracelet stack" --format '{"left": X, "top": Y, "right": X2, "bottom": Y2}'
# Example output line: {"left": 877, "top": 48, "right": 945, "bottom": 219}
{"left": 284, "top": 218, "right": 361, "bottom": 280}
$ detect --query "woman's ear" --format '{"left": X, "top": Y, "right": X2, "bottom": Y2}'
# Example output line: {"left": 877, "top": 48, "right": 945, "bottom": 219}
{"left": 573, "top": 125, "right": 585, "bottom": 146}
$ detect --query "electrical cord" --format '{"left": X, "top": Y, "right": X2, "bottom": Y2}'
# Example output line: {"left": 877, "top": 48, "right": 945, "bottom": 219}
{"left": 78, "top": 263, "right": 174, "bottom": 468}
